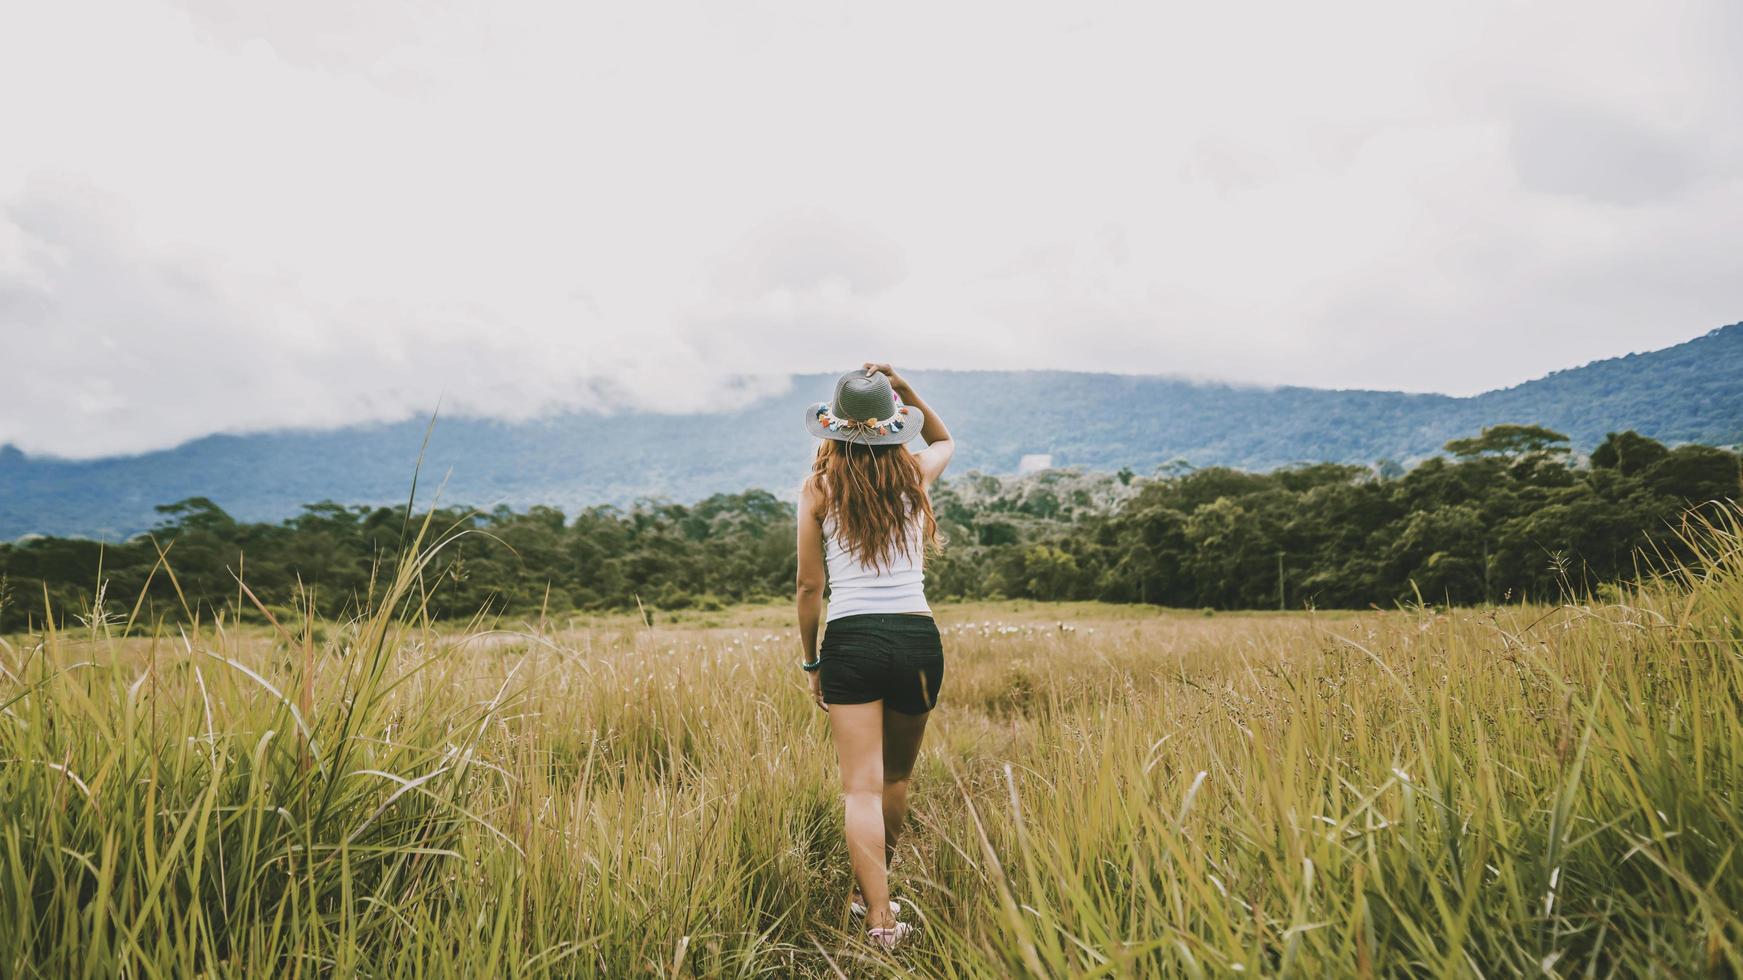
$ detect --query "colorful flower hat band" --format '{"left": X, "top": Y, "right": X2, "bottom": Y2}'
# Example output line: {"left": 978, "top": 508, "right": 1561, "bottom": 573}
{"left": 815, "top": 404, "right": 909, "bottom": 437}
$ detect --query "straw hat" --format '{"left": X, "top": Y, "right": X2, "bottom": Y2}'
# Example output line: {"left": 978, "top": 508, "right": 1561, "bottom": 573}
{"left": 803, "top": 370, "right": 924, "bottom": 446}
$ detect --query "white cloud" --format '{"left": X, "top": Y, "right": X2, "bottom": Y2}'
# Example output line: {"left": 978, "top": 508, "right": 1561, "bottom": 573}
{"left": 1, "top": 0, "right": 1739, "bottom": 457}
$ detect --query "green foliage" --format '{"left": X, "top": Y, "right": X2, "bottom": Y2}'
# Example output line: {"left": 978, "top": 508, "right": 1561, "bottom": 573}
{"left": 1590, "top": 429, "right": 1670, "bottom": 474}
{"left": 931, "top": 432, "right": 1738, "bottom": 611}
{"left": 1444, "top": 423, "right": 1570, "bottom": 459}
{"left": 2, "top": 432, "right": 1739, "bottom": 630}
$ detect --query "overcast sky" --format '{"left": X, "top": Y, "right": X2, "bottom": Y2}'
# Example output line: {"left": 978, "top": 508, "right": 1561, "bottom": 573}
{"left": 3, "top": 0, "right": 1739, "bottom": 458}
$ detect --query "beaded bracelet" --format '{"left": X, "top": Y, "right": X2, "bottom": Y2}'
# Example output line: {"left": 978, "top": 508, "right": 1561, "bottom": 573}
{"left": 800, "top": 657, "right": 823, "bottom": 672}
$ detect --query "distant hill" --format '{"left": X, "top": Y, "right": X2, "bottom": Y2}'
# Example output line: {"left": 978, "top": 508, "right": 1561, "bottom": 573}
{"left": 3, "top": 323, "right": 1739, "bottom": 539}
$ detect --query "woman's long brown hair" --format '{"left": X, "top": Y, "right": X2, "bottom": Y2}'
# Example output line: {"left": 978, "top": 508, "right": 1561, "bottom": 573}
{"left": 807, "top": 440, "right": 940, "bottom": 571}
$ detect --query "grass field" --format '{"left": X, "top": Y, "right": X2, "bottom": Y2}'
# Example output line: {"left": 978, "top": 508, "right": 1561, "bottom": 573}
{"left": 3, "top": 518, "right": 1741, "bottom": 977}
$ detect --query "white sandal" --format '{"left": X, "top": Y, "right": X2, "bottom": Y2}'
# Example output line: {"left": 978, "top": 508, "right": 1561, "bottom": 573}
{"left": 867, "top": 921, "right": 913, "bottom": 950}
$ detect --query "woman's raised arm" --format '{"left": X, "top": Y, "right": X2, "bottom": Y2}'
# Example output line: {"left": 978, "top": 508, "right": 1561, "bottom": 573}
{"left": 863, "top": 362, "right": 954, "bottom": 486}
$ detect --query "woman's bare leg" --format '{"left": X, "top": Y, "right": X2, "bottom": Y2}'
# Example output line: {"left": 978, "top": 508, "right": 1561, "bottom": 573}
{"left": 827, "top": 702, "right": 895, "bottom": 929}
{"left": 881, "top": 707, "right": 931, "bottom": 866}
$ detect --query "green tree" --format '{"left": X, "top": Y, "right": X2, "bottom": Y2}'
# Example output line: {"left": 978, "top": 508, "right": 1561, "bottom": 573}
{"left": 1445, "top": 424, "right": 1570, "bottom": 460}
{"left": 1590, "top": 431, "right": 1670, "bottom": 475}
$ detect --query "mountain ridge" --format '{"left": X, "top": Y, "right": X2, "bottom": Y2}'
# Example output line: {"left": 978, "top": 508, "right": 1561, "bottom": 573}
{"left": 3, "top": 322, "right": 1738, "bottom": 539}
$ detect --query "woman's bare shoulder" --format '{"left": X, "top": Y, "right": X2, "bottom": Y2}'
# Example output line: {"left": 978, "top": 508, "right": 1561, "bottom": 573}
{"left": 799, "top": 473, "right": 829, "bottom": 514}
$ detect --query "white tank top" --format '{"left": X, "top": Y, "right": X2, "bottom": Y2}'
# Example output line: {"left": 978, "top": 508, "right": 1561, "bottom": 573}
{"left": 822, "top": 506, "right": 930, "bottom": 621}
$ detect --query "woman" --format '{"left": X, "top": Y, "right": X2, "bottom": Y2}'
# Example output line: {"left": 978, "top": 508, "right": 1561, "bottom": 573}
{"left": 796, "top": 362, "right": 955, "bottom": 951}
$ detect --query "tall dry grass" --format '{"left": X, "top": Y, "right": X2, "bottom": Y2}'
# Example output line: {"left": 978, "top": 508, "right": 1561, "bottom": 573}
{"left": 2, "top": 509, "right": 1740, "bottom": 976}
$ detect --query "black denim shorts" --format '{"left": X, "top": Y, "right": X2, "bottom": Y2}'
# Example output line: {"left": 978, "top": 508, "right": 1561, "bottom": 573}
{"left": 818, "top": 613, "right": 945, "bottom": 715}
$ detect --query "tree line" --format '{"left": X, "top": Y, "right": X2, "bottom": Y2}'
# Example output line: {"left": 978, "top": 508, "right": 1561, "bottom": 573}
{"left": 2, "top": 426, "right": 1737, "bottom": 632}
